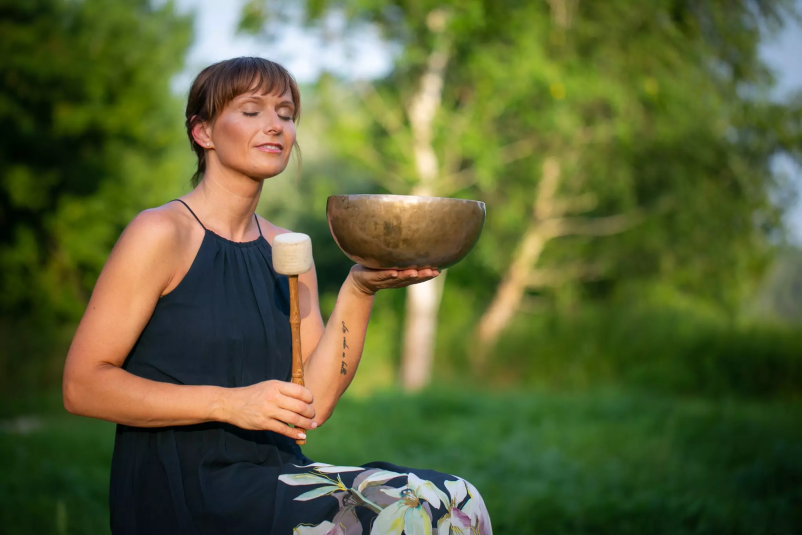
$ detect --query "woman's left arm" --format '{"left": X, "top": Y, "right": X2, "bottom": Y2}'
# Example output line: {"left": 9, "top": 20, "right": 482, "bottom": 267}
{"left": 298, "top": 264, "right": 438, "bottom": 425}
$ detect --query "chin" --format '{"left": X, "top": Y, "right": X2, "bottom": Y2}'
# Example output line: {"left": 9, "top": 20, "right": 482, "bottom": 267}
{"left": 248, "top": 166, "right": 287, "bottom": 180}
{"left": 244, "top": 163, "right": 288, "bottom": 180}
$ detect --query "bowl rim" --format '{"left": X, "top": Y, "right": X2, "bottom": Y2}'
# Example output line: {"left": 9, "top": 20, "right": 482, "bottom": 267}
{"left": 327, "top": 194, "right": 485, "bottom": 206}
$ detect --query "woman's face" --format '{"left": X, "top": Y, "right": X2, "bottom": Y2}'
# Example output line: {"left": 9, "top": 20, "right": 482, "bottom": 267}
{"left": 205, "top": 89, "right": 296, "bottom": 180}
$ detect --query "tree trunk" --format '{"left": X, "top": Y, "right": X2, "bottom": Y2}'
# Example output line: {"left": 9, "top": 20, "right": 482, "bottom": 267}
{"left": 400, "top": 271, "right": 447, "bottom": 391}
{"left": 472, "top": 158, "right": 561, "bottom": 370}
{"left": 472, "top": 155, "right": 643, "bottom": 371}
{"left": 398, "top": 10, "right": 451, "bottom": 391}
{"left": 473, "top": 225, "right": 549, "bottom": 369}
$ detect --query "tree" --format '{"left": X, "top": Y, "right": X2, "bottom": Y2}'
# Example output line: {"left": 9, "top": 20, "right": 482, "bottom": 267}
{"left": 468, "top": 0, "right": 802, "bottom": 366}
{"left": 0, "top": 0, "right": 192, "bottom": 387}
{"left": 242, "top": 0, "right": 802, "bottom": 385}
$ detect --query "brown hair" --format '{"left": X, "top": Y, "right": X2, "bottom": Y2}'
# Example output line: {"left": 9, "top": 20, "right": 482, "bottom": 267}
{"left": 185, "top": 57, "right": 302, "bottom": 187}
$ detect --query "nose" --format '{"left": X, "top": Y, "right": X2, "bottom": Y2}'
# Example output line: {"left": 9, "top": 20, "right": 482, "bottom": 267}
{"left": 263, "top": 111, "right": 283, "bottom": 135}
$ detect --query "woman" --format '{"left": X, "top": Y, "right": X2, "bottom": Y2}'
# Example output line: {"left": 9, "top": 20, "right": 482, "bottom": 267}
{"left": 62, "top": 57, "right": 491, "bottom": 535}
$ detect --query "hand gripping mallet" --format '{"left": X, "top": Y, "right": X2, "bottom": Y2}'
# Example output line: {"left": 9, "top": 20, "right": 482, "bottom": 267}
{"left": 271, "top": 233, "right": 313, "bottom": 445}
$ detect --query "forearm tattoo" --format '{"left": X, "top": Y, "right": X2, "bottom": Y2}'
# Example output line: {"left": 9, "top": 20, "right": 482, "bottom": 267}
{"left": 340, "top": 321, "right": 349, "bottom": 375}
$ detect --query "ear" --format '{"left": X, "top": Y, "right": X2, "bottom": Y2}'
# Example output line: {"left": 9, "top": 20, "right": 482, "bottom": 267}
{"left": 191, "top": 118, "right": 213, "bottom": 149}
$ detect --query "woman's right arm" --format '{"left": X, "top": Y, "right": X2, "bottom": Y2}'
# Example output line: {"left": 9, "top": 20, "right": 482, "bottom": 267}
{"left": 62, "top": 208, "right": 315, "bottom": 440}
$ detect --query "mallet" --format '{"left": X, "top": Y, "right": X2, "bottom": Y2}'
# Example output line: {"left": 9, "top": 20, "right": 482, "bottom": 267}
{"left": 271, "top": 233, "right": 313, "bottom": 445}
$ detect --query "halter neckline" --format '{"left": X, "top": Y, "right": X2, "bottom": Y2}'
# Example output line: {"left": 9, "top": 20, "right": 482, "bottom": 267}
{"left": 171, "top": 198, "right": 265, "bottom": 246}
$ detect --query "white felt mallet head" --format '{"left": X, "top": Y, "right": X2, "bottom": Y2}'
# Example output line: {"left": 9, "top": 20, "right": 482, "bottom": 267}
{"left": 272, "top": 233, "right": 313, "bottom": 276}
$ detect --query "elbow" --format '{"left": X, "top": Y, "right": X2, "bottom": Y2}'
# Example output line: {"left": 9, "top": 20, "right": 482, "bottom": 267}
{"left": 62, "top": 380, "right": 78, "bottom": 415}
{"left": 62, "top": 376, "right": 85, "bottom": 416}
{"left": 63, "top": 362, "right": 117, "bottom": 418}
{"left": 314, "top": 405, "right": 336, "bottom": 428}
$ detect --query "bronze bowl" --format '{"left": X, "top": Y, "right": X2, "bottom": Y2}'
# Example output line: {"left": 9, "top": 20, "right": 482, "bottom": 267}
{"left": 326, "top": 194, "right": 486, "bottom": 270}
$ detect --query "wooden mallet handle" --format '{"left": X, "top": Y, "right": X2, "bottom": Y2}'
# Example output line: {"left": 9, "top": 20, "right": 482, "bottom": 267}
{"left": 271, "top": 233, "right": 313, "bottom": 445}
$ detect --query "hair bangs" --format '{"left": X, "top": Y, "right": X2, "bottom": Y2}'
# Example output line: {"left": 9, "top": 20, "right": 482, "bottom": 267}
{"left": 205, "top": 58, "right": 300, "bottom": 123}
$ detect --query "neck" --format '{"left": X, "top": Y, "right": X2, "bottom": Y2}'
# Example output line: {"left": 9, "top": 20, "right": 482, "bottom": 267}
{"left": 186, "top": 160, "right": 265, "bottom": 241}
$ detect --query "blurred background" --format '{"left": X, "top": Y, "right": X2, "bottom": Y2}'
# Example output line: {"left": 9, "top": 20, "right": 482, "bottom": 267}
{"left": 2, "top": 0, "right": 802, "bottom": 533}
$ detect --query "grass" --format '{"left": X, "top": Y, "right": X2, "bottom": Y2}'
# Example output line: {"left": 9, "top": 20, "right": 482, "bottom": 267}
{"left": 1, "top": 389, "right": 801, "bottom": 534}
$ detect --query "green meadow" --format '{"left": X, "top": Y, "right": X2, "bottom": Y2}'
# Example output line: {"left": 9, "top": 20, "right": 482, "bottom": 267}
{"left": 2, "top": 388, "right": 800, "bottom": 535}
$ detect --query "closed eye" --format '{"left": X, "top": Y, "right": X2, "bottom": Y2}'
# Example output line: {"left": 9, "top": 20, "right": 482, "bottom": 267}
{"left": 243, "top": 112, "right": 259, "bottom": 117}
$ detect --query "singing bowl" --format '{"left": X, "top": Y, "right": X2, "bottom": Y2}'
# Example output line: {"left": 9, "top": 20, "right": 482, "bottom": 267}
{"left": 326, "top": 194, "right": 486, "bottom": 270}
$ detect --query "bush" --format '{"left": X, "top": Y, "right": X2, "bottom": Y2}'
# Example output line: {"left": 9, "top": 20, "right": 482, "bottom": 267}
{"left": 483, "top": 290, "right": 802, "bottom": 398}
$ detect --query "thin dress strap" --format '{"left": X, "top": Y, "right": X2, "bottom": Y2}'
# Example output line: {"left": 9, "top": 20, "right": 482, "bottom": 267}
{"left": 254, "top": 214, "right": 264, "bottom": 238}
{"left": 171, "top": 199, "right": 207, "bottom": 230}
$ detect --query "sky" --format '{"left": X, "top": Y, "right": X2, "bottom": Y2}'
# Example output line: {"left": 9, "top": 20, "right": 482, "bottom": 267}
{"left": 172, "top": 0, "right": 393, "bottom": 91}
{"left": 173, "top": 0, "right": 802, "bottom": 242}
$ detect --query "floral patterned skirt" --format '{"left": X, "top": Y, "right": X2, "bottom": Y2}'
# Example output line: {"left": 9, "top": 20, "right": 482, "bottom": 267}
{"left": 274, "top": 461, "right": 492, "bottom": 535}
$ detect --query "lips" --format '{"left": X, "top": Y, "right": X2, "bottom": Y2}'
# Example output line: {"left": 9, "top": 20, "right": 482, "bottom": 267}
{"left": 256, "top": 143, "right": 283, "bottom": 153}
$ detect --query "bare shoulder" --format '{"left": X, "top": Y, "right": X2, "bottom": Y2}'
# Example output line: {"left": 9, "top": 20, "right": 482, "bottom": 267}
{"left": 116, "top": 202, "right": 190, "bottom": 257}
{"left": 104, "top": 201, "right": 203, "bottom": 296}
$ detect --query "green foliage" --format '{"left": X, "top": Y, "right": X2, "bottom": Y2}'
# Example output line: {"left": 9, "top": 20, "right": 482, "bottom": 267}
{"left": 245, "top": 0, "right": 802, "bottom": 311}
{"left": 0, "top": 0, "right": 193, "bottom": 388}
{"left": 481, "top": 285, "right": 802, "bottom": 398}
{"left": 2, "top": 389, "right": 801, "bottom": 534}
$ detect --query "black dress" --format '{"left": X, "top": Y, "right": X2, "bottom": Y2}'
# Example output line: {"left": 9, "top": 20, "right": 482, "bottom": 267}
{"left": 109, "top": 199, "right": 491, "bottom": 535}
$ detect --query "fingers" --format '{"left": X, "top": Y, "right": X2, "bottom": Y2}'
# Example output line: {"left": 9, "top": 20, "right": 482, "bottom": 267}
{"left": 373, "top": 267, "right": 439, "bottom": 280}
{"left": 395, "top": 268, "right": 438, "bottom": 279}
{"left": 393, "top": 269, "right": 439, "bottom": 285}
{"left": 277, "top": 381, "right": 314, "bottom": 404}
{"left": 273, "top": 408, "right": 317, "bottom": 435}
{"left": 276, "top": 393, "right": 316, "bottom": 421}
{"left": 350, "top": 266, "right": 441, "bottom": 294}
{"left": 268, "top": 419, "right": 309, "bottom": 441}
{"left": 272, "top": 382, "right": 317, "bottom": 429}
